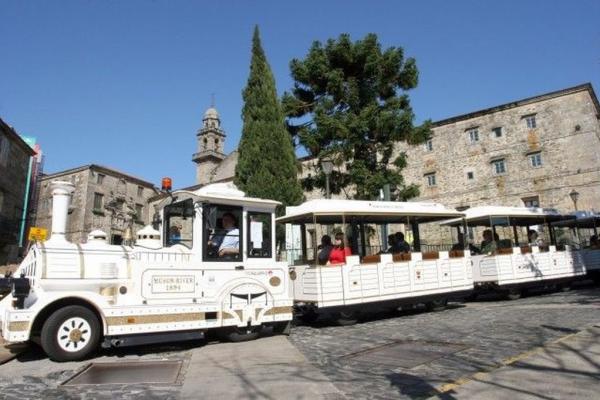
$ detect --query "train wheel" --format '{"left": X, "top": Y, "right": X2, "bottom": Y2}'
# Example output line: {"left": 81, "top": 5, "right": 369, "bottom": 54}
{"left": 272, "top": 320, "right": 292, "bottom": 336}
{"left": 334, "top": 310, "right": 359, "bottom": 326}
{"left": 505, "top": 289, "right": 522, "bottom": 300}
{"left": 557, "top": 283, "right": 571, "bottom": 292}
{"left": 224, "top": 325, "right": 262, "bottom": 342}
{"left": 40, "top": 305, "right": 101, "bottom": 362}
{"left": 425, "top": 298, "right": 448, "bottom": 312}
{"left": 298, "top": 310, "right": 319, "bottom": 324}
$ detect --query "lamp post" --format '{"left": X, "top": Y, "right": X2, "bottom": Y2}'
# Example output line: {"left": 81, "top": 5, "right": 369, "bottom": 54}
{"left": 569, "top": 189, "right": 580, "bottom": 212}
{"left": 321, "top": 158, "right": 334, "bottom": 199}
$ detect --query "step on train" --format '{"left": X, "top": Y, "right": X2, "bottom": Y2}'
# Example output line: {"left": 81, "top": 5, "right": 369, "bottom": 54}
{"left": 0, "top": 181, "right": 595, "bottom": 361}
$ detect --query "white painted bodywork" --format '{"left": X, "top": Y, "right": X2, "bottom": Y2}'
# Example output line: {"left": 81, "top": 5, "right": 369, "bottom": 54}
{"left": 471, "top": 246, "right": 586, "bottom": 286}
{"left": 290, "top": 253, "right": 473, "bottom": 308}
{"left": 0, "top": 182, "right": 293, "bottom": 343}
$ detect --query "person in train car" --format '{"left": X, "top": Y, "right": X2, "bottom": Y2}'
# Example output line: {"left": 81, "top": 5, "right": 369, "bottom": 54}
{"left": 480, "top": 229, "right": 497, "bottom": 254}
{"left": 394, "top": 232, "right": 411, "bottom": 253}
{"left": 208, "top": 212, "right": 240, "bottom": 257}
{"left": 317, "top": 235, "right": 334, "bottom": 265}
{"left": 528, "top": 229, "right": 545, "bottom": 247}
{"left": 169, "top": 225, "right": 181, "bottom": 244}
{"left": 452, "top": 232, "right": 480, "bottom": 254}
{"left": 328, "top": 232, "right": 351, "bottom": 265}
{"left": 380, "top": 234, "right": 399, "bottom": 254}
{"left": 588, "top": 235, "right": 599, "bottom": 249}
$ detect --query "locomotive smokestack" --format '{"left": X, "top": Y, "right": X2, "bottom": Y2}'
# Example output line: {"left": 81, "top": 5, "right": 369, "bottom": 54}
{"left": 48, "top": 181, "right": 75, "bottom": 242}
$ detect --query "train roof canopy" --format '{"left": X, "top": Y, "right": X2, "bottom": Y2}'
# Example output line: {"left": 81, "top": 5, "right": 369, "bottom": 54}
{"left": 442, "top": 206, "right": 572, "bottom": 227}
{"left": 276, "top": 199, "right": 464, "bottom": 224}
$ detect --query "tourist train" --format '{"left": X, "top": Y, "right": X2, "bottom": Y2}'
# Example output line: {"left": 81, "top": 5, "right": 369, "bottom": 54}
{"left": 0, "top": 182, "right": 596, "bottom": 361}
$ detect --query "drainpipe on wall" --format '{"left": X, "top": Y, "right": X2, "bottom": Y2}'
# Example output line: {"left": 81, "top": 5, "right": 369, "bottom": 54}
{"left": 17, "top": 156, "right": 34, "bottom": 248}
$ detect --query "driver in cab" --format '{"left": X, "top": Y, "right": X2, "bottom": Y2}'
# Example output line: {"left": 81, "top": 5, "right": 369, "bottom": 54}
{"left": 208, "top": 212, "right": 240, "bottom": 257}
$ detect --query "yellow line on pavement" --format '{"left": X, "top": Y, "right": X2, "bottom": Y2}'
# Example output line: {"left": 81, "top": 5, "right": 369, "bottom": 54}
{"left": 432, "top": 330, "right": 582, "bottom": 396}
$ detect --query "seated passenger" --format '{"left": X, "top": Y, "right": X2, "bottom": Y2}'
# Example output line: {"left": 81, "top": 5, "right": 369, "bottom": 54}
{"left": 589, "top": 235, "right": 599, "bottom": 249}
{"left": 380, "top": 234, "right": 397, "bottom": 254}
{"left": 394, "top": 232, "right": 411, "bottom": 253}
{"left": 328, "top": 232, "right": 351, "bottom": 265}
{"left": 317, "top": 235, "right": 333, "bottom": 265}
{"left": 452, "top": 232, "right": 480, "bottom": 254}
{"left": 169, "top": 226, "right": 181, "bottom": 244}
{"left": 480, "top": 229, "right": 497, "bottom": 254}
{"left": 528, "top": 229, "right": 545, "bottom": 247}
{"left": 208, "top": 212, "right": 240, "bottom": 257}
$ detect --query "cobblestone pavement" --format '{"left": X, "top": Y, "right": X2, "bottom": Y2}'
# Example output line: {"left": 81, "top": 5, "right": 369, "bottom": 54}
{"left": 0, "top": 285, "right": 598, "bottom": 399}
{"left": 289, "top": 285, "right": 600, "bottom": 399}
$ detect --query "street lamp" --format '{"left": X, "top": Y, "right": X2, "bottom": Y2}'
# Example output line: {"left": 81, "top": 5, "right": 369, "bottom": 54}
{"left": 569, "top": 189, "right": 580, "bottom": 211}
{"left": 321, "top": 158, "right": 334, "bottom": 199}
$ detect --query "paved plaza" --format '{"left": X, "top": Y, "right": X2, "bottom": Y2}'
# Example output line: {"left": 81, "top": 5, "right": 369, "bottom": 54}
{"left": 0, "top": 285, "right": 599, "bottom": 399}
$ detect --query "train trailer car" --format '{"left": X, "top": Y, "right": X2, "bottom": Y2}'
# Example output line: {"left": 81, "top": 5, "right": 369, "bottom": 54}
{"left": 0, "top": 181, "right": 293, "bottom": 361}
{"left": 277, "top": 199, "right": 474, "bottom": 325}
{"left": 443, "top": 206, "right": 585, "bottom": 300}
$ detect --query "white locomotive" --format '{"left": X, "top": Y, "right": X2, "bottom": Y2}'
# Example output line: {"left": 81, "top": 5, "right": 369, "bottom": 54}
{"left": 0, "top": 180, "right": 293, "bottom": 361}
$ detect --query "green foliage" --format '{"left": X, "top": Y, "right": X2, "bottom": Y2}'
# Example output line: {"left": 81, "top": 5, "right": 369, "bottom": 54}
{"left": 282, "top": 33, "right": 432, "bottom": 200}
{"left": 235, "top": 26, "right": 303, "bottom": 212}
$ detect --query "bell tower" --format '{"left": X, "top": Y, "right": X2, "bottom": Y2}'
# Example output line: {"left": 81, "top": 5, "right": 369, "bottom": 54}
{"left": 192, "top": 104, "right": 226, "bottom": 185}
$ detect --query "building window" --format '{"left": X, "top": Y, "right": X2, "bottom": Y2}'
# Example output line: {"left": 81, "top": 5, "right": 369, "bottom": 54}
{"left": 522, "top": 196, "right": 540, "bottom": 208}
{"left": 492, "top": 127, "right": 503, "bottom": 138}
{"left": 425, "top": 173, "right": 436, "bottom": 187}
{"left": 529, "top": 152, "right": 542, "bottom": 168}
{"left": 97, "top": 174, "right": 105, "bottom": 184}
{"left": 93, "top": 193, "right": 103, "bottom": 210}
{"left": 467, "top": 128, "right": 479, "bottom": 144}
{"left": 135, "top": 204, "right": 143, "bottom": 221}
{"left": 524, "top": 115, "right": 537, "bottom": 129}
{"left": 424, "top": 139, "right": 433, "bottom": 152}
{"left": 492, "top": 159, "right": 507, "bottom": 175}
{"left": 467, "top": 171, "right": 475, "bottom": 180}
{"left": 137, "top": 186, "right": 144, "bottom": 197}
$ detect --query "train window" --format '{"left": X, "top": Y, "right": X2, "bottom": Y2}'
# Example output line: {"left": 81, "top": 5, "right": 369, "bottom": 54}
{"left": 248, "top": 212, "right": 272, "bottom": 258}
{"left": 203, "top": 204, "right": 243, "bottom": 262}
{"left": 163, "top": 198, "right": 194, "bottom": 248}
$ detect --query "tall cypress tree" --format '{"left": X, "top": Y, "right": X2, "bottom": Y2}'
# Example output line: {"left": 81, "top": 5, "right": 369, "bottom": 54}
{"left": 235, "top": 26, "right": 303, "bottom": 210}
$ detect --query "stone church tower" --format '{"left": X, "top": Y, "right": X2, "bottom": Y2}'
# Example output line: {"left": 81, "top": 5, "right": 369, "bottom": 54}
{"left": 192, "top": 106, "right": 226, "bottom": 185}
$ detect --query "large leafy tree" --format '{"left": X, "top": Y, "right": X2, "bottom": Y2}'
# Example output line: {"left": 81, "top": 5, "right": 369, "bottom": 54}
{"left": 235, "top": 26, "right": 303, "bottom": 210}
{"left": 282, "top": 33, "right": 431, "bottom": 200}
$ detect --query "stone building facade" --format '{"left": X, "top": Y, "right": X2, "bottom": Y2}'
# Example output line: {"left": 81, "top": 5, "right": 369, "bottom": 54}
{"left": 398, "top": 83, "right": 600, "bottom": 212}
{"left": 35, "top": 164, "right": 158, "bottom": 244}
{"left": 0, "top": 118, "right": 36, "bottom": 264}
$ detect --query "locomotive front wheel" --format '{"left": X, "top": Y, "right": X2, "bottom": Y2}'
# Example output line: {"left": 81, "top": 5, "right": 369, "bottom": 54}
{"left": 40, "top": 305, "right": 101, "bottom": 362}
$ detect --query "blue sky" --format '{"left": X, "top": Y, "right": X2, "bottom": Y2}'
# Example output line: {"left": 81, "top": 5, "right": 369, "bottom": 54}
{"left": 1, "top": 0, "right": 599, "bottom": 188}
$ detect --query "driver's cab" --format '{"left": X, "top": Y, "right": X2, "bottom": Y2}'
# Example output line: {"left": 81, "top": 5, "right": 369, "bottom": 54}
{"left": 158, "top": 183, "right": 279, "bottom": 266}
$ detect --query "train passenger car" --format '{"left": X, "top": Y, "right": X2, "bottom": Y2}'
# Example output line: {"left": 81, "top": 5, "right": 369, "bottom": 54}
{"left": 0, "top": 181, "right": 292, "bottom": 361}
{"left": 278, "top": 199, "right": 474, "bottom": 325}
{"left": 444, "top": 206, "right": 584, "bottom": 299}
